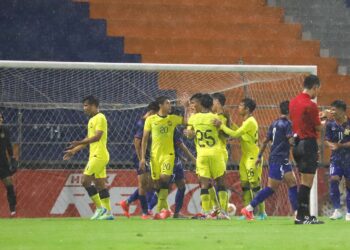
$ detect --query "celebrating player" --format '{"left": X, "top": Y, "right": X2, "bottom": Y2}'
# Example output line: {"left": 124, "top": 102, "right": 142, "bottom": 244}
{"left": 187, "top": 94, "right": 230, "bottom": 219}
{"left": 290, "top": 74, "right": 324, "bottom": 224}
{"left": 140, "top": 96, "right": 184, "bottom": 219}
{"left": 325, "top": 100, "right": 350, "bottom": 221}
{"left": 241, "top": 101, "right": 298, "bottom": 220}
{"left": 119, "top": 101, "right": 159, "bottom": 219}
{"left": 214, "top": 98, "right": 266, "bottom": 220}
{"left": 209, "top": 92, "right": 230, "bottom": 214}
{"left": 63, "top": 95, "right": 113, "bottom": 220}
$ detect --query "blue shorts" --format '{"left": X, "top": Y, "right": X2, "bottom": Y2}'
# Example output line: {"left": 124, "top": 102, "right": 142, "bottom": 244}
{"left": 268, "top": 160, "right": 293, "bottom": 181}
{"left": 171, "top": 163, "right": 185, "bottom": 183}
{"left": 330, "top": 162, "right": 350, "bottom": 179}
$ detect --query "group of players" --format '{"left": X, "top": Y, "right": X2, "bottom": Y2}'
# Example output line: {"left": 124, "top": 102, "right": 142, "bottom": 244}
{"left": 61, "top": 74, "right": 350, "bottom": 224}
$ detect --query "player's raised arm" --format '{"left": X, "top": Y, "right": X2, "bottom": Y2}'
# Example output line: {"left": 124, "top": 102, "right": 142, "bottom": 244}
{"left": 214, "top": 119, "right": 250, "bottom": 138}
{"left": 178, "top": 142, "right": 196, "bottom": 165}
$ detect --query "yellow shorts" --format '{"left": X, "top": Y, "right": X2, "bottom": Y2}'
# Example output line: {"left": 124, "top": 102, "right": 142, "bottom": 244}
{"left": 239, "top": 156, "right": 262, "bottom": 184}
{"left": 83, "top": 157, "right": 109, "bottom": 179}
{"left": 150, "top": 154, "right": 175, "bottom": 180}
{"left": 196, "top": 154, "right": 226, "bottom": 180}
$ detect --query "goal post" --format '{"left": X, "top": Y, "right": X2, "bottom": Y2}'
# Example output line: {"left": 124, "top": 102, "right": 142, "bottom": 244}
{"left": 0, "top": 60, "right": 319, "bottom": 217}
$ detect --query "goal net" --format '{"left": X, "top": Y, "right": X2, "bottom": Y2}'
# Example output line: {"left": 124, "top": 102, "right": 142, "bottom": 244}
{"left": 0, "top": 61, "right": 320, "bottom": 218}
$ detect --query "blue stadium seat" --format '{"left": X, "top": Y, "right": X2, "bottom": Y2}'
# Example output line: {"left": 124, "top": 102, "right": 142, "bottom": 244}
{"left": 0, "top": 0, "right": 140, "bottom": 62}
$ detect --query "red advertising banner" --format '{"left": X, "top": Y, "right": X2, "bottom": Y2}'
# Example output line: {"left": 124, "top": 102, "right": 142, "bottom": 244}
{"left": 0, "top": 169, "right": 329, "bottom": 218}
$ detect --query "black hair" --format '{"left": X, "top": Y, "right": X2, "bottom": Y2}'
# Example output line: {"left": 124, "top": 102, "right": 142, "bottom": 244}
{"left": 155, "top": 96, "right": 169, "bottom": 106}
{"left": 212, "top": 92, "right": 226, "bottom": 106}
{"left": 200, "top": 94, "right": 213, "bottom": 109}
{"left": 304, "top": 74, "right": 320, "bottom": 89}
{"left": 82, "top": 95, "right": 99, "bottom": 107}
{"left": 279, "top": 100, "right": 289, "bottom": 115}
{"left": 190, "top": 93, "right": 203, "bottom": 101}
{"left": 147, "top": 101, "right": 159, "bottom": 112}
{"left": 170, "top": 106, "right": 185, "bottom": 116}
{"left": 331, "top": 100, "right": 347, "bottom": 111}
{"left": 241, "top": 98, "right": 256, "bottom": 113}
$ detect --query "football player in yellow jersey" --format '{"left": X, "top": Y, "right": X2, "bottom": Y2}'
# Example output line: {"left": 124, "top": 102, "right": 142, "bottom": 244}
{"left": 140, "top": 96, "right": 184, "bottom": 219}
{"left": 210, "top": 92, "right": 231, "bottom": 213}
{"left": 214, "top": 98, "right": 266, "bottom": 220}
{"left": 63, "top": 95, "right": 113, "bottom": 220}
{"left": 187, "top": 94, "right": 230, "bottom": 219}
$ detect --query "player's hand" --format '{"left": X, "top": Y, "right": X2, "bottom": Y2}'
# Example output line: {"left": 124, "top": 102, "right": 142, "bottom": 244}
{"left": 139, "top": 159, "right": 146, "bottom": 173}
{"left": 63, "top": 149, "right": 75, "bottom": 160}
{"left": 178, "top": 92, "right": 190, "bottom": 108}
{"left": 213, "top": 119, "right": 222, "bottom": 128}
{"left": 67, "top": 140, "right": 81, "bottom": 150}
{"left": 329, "top": 142, "right": 341, "bottom": 151}
{"left": 319, "top": 109, "right": 334, "bottom": 120}
{"left": 183, "top": 129, "right": 195, "bottom": 139}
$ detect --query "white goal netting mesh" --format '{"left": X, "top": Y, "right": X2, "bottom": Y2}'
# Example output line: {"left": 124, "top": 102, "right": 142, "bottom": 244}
{"left": 0, "top": 61, "right": 321, "bottom": 218}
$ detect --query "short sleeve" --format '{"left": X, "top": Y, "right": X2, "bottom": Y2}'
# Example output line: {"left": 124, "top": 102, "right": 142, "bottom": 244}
{"left": 144, "top": 116, "right": 152, "bottom": 132}
{"left": 266, "top": 124, "right": 273, "bottom": 141}
{"left": 173, "top": 115, "right": 183, "bottom": 126}
{"left": 310, "top": 103, "right": 321, "bottom": 127}
{"left": 286, "top": 121, "right": 293, "bottom": 138}
{"left": 95, "top": 115, "right": 106, "bottom": 132}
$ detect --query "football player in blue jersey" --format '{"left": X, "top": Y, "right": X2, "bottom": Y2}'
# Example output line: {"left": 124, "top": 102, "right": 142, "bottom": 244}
{"left": 241, "top": 101, "right": 298, "bottom": 220}
{"left": 325, "top": 100, "right": 350, "bottom": 221}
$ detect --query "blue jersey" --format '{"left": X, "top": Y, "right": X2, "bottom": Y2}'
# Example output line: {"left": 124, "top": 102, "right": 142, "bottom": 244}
{"left": 133, "top": 118, "right": 151, "bottom": 166}
{"left": 266, "top": 117, "right": 293, "bottom": 163}
{"left": 174, "top": 127, "right": 184, "bottom": 166}
{"left": 325, "top": 118, "right": 350, "bottom": 167}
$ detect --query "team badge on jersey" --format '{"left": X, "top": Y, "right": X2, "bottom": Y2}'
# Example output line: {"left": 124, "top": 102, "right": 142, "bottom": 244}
{"left": 167, "top": 121, "right": 172, "bottom": 126}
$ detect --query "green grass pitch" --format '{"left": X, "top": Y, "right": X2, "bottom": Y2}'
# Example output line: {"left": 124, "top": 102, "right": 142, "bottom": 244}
{"left": 0, "top": 216, "right": 348, "bottom": 250}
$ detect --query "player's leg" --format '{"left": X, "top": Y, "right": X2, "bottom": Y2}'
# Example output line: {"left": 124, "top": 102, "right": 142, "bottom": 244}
{"left": 244, "top": 157, "right": 266, "bottom": 219}
{"left": 173, "top": 164, "right": 186, "bottom": 218}
{"left": 208, "top": 182, "right": 219, "bottom": 211}
{"left": 145, "top": 173, "right": 157, "bottom": 214}
{"left": 212, "top": 155, "right": 229, "bottom": 219}
{"left": 293, "top": 139, "right": 323, "bottom": 224}
{"left": 156, "top": 155, "right": 175, "bottom": 219}
{"left": 239, "top": 158, "right": 252, "bottom": 207}
{"left": 119, "top": 164, "right": 144, "bottom": 217}
{"left": 197, "top": 156, "right": 212, "bottom": 216}
{"left": 343, "top": 169, "right": 350, "bottom": 221}
{"left": 94, "top": 177, "right": 113, "bottom": 220}
{"left": 283, "top": 169, "right": 298, "bottom": 214}
{"left": 242, "top": 162, "right": 283, "bottom": 220}
{"left": 1, "top": 175, "right": 16, "bottom": 216}
{"left": 328, "top": 163, "right": 343, "bottom": 220}
{"left": 82, "top": 173, "right": 104, "bottom": 219}
{"left": 83, "top": 158, "right": 113, "bottom": 220}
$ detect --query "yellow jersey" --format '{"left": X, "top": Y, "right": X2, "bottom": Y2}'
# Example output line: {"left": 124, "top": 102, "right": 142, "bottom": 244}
{"left": 87, "top": 113, "right": 109, "bottom": 160}
{"left": 144, "top": 114, "right": 183, "bottom": 159}
{"left": 187, "top": 112, "right": 222, "bottom": 157}
{"left": 217, "top": 113, "right": 229, "bottom": 155}
{"left": 220, "top": 116, "right": 259, "bottom": 157}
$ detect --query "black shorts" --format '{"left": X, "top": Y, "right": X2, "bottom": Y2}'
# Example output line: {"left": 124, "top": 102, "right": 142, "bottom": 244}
{"left": 292, "top": 138, "right": 318, "bottom": 174}
{"left": 0, "top": 162, "right": 12, "bottom": 179}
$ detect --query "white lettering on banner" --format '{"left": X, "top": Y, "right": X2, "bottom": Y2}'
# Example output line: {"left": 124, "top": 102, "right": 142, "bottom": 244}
{"left": 51, "top": 174, "right": 203, "bottom": 217}
{"left": 64, "top": 173, "right": 116, "bottom": 186}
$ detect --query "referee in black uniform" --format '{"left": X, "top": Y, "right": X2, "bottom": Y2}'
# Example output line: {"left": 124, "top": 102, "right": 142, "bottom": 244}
{"left": 0, "top": 112, "right": 17, "bottom": 216}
